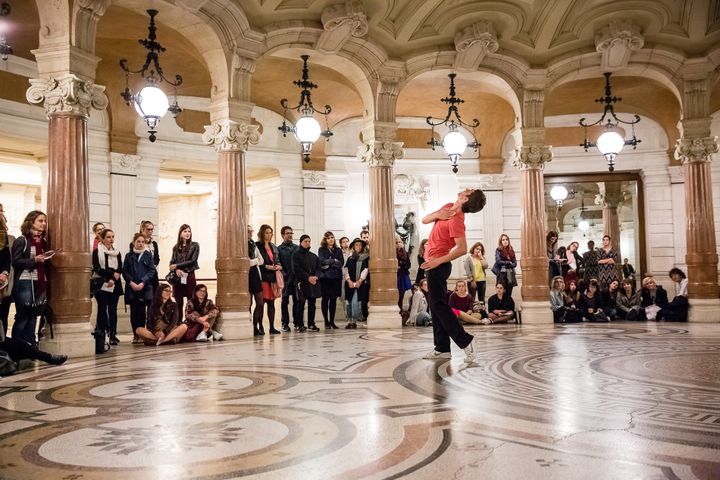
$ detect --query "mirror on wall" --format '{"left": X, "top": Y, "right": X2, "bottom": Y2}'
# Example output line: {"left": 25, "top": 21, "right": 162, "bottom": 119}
{"left": 544, "top": 173, "right": 646, "bottom": 277}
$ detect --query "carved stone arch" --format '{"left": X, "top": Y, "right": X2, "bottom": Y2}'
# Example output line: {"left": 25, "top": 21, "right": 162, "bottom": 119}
{"left": 34, "top": 0, "right": 71, "bottom": 48}
{"left": 107, "top": 0, "right": 231, "bottom": 102}
{"left": 259, "top": 43, "right": 379, "bottom": 124}
{"left": 546, "top": 61, "right": 683, "bottom": 109}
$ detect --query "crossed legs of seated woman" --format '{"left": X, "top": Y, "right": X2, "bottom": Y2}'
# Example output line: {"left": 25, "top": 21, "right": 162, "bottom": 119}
{"left": 135, "top": 284, "right": 188, "bottom": 346}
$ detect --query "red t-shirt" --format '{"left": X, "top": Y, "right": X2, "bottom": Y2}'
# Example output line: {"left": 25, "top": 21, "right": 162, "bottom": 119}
{"left": 426, "top": 203, "right": 465, "bottom": 259}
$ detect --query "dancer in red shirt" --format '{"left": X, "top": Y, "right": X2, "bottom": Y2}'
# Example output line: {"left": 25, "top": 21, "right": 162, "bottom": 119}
{"left": 421, "top": 188, "right": 486, "bottom": 362}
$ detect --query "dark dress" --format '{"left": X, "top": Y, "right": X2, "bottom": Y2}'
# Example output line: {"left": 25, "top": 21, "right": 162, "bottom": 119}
{"left": 248, "top": 240, "right": 263, "bottom": 295}
{"left": 597, "top": 247, "right": 619, "bottom": 290}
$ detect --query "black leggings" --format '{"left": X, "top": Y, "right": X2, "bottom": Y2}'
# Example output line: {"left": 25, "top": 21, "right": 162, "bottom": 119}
{"left": 321, "top": 296, "right": 338, "bottom": 324}
{"left": 129, "top": 300, "right": 149, "bottom": 334}
{"left": 252, "top": 293, "right": 276, "bottom": 330}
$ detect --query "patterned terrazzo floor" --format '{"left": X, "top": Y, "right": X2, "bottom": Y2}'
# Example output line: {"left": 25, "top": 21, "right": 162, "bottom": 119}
{"left": 0, "top": 322, "right": 719, "bottom": 480}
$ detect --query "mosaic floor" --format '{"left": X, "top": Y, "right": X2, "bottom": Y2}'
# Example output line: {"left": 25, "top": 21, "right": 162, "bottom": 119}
{"left": 0, "top": 322, "right": 719, "bottom": 480}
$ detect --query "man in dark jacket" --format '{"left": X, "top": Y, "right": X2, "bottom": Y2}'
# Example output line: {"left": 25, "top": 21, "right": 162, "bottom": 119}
{"left": 277, "top": 226, "right": 299, "bottom": 332}
{"left": 292, "top": 235, "right": 322, "bottom": 332}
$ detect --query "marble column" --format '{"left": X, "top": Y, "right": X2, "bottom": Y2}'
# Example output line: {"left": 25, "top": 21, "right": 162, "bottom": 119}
{"left": 359, "top": 130, "right": 404, "bottom": 329}
{"left": 203, "top": 120, "right": 260, "bottom": 338}
{"left": 514, "top": 145, "right": 553, "bottom": 324}
{"left": 26, "top": 74, "right": 108, "bottom": 356}
{"left": 675, "top": 135, "right": 720, "bottom": 322}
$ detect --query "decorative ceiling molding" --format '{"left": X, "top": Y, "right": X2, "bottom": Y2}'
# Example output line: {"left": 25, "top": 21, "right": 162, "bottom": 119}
{"left": 453, "top": 21, "right": 499, "bottom": 71}
{"left": 316, "top": 0, "right": 368, "bottom": 53}
{"left": 595, "top": 20, "right": 644, "bottom": 72}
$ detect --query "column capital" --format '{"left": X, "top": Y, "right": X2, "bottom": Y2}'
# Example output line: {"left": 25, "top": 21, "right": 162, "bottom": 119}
{"left": 316, "top": 0, "right": 368, "bottom": 53}
{"left": 674, "top": 136, "right": 719, "bottom": 164}
{"left": 202, "top": 120, "right": 260, "bottom": 152}
{"left": 302, "top": 170, "right": 327, "bottom": 189}
{"left": 453, "top": 20, "right": 499, "bottom": 70}
{"left": 110, "top": 152, "right": 141, "bottom": 175}
{"left": 594, "top": 19, "right": 644, "bottom": 71}
{"left": 26, "top": 74, "right": 108, "bottom": 117}
{"left": 358, "top": 140, "right": 404, "bottom": 168}
{"left": 513, "top": 145, "right": 553, "bottom": 170}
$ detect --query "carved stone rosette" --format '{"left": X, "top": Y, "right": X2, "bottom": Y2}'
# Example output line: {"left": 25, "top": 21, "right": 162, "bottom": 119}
{"left": 358, "top": 140, "right": 404, "bottom": 168}
{"left": 26, "top": 74, "right": 108, "bottom": 117}
{"left": 202, "top": 121, "right": 260, "bottom": 152}
{"left": 674, "top": 136, "right": 719, "bottom": 164}
{"left": 513, "top": 145, "right": 553, "bottom": 170}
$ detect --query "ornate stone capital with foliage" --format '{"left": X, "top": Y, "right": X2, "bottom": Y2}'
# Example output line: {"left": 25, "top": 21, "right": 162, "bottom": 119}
{"left": 454, "top": 21, "right": 499, "bottom": 70}
{"left": 26, "top": 74, "right": 108, "bottom": 117}
{"left": 674, "top": 136, "right": 719, "bottom": 164}
{"left": 513, "top": 145, "right": 553, "bottom": 170}
{"left": 358, "top": 140, "right": 404, "bottom": 168}
{"left": 317, "top": 0, "right": 368, "bottom": 53}
{"left": 595, "top": 20, "right": 644, "bottom": 71}
{"left": 202, "top": 120, "right": 260, "bottom": 152}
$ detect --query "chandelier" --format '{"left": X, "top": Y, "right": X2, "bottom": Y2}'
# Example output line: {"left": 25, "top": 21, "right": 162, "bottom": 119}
{"left": 426, "top": 73, "right": 480, "bottom": 173}
{"left": 579, "top": 72, "right": 641, "bottom": 172}
{"left": 0, "top": 2, "right": 13, "bottom": 61}
{"left": 278, "top": 55, "right": 333, "bottom": 163}
{"left": 119, "top": 9, "right": 182, "bottom": 143}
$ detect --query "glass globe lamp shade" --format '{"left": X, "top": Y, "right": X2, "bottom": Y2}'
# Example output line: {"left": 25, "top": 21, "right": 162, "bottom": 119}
{"left": 550, "top": 186, "right": 568, "bottom": 203}
{"left": 443, "top": 130, "right": 468, "bottom": 157}
{"left": 596, "top": 130, "right": 625, "bottom": 155}
{"left": 134, "top": 85, "right": 169, "bottom": 126}
{"left": 294, "top": 116, "right": 322, "bottom": 144}
{"left": 578, "top": 220, "right": 590, "bottom": 232}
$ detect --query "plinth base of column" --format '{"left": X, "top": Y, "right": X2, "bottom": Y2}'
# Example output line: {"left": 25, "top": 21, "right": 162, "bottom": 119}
{"left": 41, "top": 322, "right": 95, "bottom": 358}
{"left": 217, "top": 310, "right": 253, "bottom": 339}
{"left": 367, "top": 305, "right": 402, "bottom": 330}
{"left": 688, "top": 298, "right": 720, "bottom": 323}
{"left": 519, "top": 301, "right": 553, "bottom": 324}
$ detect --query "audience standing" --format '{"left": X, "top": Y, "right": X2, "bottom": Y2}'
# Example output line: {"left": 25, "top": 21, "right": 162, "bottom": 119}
{"left": 464, "top": 242, "right": 488, "bottom": 304}
{"left": 92, "top": 229, "right": 123, "bottom": 345}
{"left": 493, "top": 233, "right": 517, "bottom": 298}
{"left": 256, "top": 224, "right": 282, "bottom": 335}
{"left": 248, "top": 225, "right": 265, "bottom": 335}
{"left": 415, "top": 238, "right": 428, "bottom": 284}
{"left": 318, "top": 231, "right": 343, "bottom": 329}
{"left": 124, "top": 233, "right": 157, "bottom": 343}
{"left": 293, "top": 234, "right": 322, "bottom": 332}
{"left": 597, "top": 234, "right": 619, "bottom": 290}
{"left": 169, "top": 224, "right": 199, "bottom": 314}
{"left": 278, "top": 226, "right": 299, "bottom": 332}
{"left": 0, "top": 204, "right": 12, "bottom": 335}
{"left": 396, "top": 236, "right": 412, "bottom": 313}
{"left": 344, "top": 238, "right": 369, "bottom": 328}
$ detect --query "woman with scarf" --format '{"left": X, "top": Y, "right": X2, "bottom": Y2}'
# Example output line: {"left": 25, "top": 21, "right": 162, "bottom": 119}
{"left": 182, "top": 284, "right": 222, "bottom": 342}
{"left": 124, "top": 233, "right": 157, "bottom": 343}
{"left": 318, "top": 231, "right": 343, "bottom": 329}
{"left": 344, "top": 238, "right": 370, "bottom": 328}
{"left": 292, "top": 234, "right": 322, "bottom": 332}
{"left": 256, "top": 224, "right": 282, "bottom": 335}
{"left": 11, "top": 210, "right": 50, "bottom": 346}
{"left": 135, "top": 283, "right": 187, "bottom": 345}
{"left": 492, "top": 233, "right": 517, "bottom": 298}
{"left": 247, "top": 225, "right": 266, "bottom": 336}
{"left": 92, "top": 229, "right": 123, "bottom": 345}
{"left": 169, "top": 224, "right": 200, "bottom": 315}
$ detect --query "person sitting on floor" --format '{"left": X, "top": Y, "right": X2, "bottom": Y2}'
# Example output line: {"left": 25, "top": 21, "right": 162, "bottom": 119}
{"left": 485, "top": 282, "right": 515, "bottom": 324}
{"left": 578, "top": 279, "right": 609, "bottom": 322}
{"left": 135, "top": 283, "right": 187, "bottom": 345}
{"left": 616, "top": 278, "right": 642, "bottom": 320}
{"left": 449, "top": 279, "right": 489, "bottom": 324}
{"left": 601, "top": 279, "right": 620, "bottom": 320}
{"left": 407, "top": 279, "right": 432, "bottom": 326}
{"left": 640, "top": 276, "right": 669, "bottom": 321}
{"left": 550, "top": 276, "right": 582, "bottom": 323}
{"left": 182, "top": 284, "right": 222, "bottom": 342}
{"left": 664, "top": 268, "right": 689, "bottom": 321}
{"left": 0, "top": 331, "right": 66, "bottom": 376}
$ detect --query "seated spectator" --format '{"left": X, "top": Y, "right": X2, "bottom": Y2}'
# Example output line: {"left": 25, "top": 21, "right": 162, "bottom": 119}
{"left": 486, "top": 282, "right": 515, "bottom": 324}
{"left": 449, "top": 279, "right": 488, "bottom": 324}
{"left": 665, "top": 268, "right": 689, "bottom": 321}
{"left": 578, "top": 279, "right": 609, "bottom": 322}
{"left": 550, "top": 276, "right": 582, "bottom": 323}
{"left": 407, "top": 279, "right": 432, "bottom": 326}
{"left": 602, "top": 279, "right": 620, "bottom": 320}
{"left": 616, "top": 278, "right": 643, "bottom": 320}
{"left": 0, "top": 334, "right": 67, "bottom": 376}
{"left": 135, "top": 283, "right": 187, "bottom": 345}
{"left": 182, "top": 284, "right": 222, "bottom": 342}
{"left": 566, "top": 280, "right": 581, "bottom": 305}
{"left": 640, "top": 276, "right": 669, "bottom": 321}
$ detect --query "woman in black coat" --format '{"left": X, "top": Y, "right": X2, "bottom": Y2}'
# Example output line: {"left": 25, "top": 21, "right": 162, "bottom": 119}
{"left": 344, "top": 238, "right": 370, "bottom": 328}
{"left": 292, "top": 235, "right": 322, "bottom": 332}
{"left": 255, "top": 224, "right": 282, "bottom": 334}
{"left": 92, "top": 228, "right": 124, "bottom": 345}
{"left": 318, "top": 231, "right": 343, "bottom": 329}
{"left": 169, "top": 224, "right": 200, "bottom": 315}
{"left": 124, "top": 233, "right": 157, "bottom": 343}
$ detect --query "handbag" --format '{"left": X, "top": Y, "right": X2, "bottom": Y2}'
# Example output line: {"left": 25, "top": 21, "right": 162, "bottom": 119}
{"left": 90, "top": 272, "right": 104, "bottom": 294}
{"left": 273, "top": 270, "right": 285, "bottom": 299}
{"left": 165, "top": 270, "right": 181, "bottom": 286}
{"left": 24, "top": 279, "right": 48, "bottom": 318}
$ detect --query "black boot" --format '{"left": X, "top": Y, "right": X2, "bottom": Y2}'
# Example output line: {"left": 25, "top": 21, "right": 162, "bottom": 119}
{"left": 47, "top": 354, "right": 68, "bottom": 366}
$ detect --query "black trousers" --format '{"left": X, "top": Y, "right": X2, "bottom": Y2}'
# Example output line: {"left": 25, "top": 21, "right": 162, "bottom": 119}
{"left": 297, "top": 297, "right": 318, "bottom": 327}
{"left": 95, "top": 291, "right": 120, "bottom": 334}
{"left": 0, "top": 295, "right": 12, "bottom": 336}
{"left": 427, "top": 262, "right": 473, "bottom": 352}
{"left": 281, "top": 291, "right": 300, "bottom": 327}
{"left": 0, "top": 337, "right": 52, "bottom": 363}
{"left": 129, "top": 300, "right": 149, "bottom": 334}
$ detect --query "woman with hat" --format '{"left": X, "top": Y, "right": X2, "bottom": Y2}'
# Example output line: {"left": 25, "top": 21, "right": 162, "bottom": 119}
{"left": 343, "top": 238, "right": 370, "bottom": 329}
{"left": 292, "top": 234, "right": 322, "bottom": 332}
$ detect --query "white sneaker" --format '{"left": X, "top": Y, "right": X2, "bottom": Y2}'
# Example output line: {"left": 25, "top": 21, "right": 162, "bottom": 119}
{"left": 463, "top": 339, "right": 476, "bottom": 364}
{"left": 196, "top": 331, "right": 208, "bottom": 342}
{"left": 210, "top": 330, "right": 223, "bottom": 341}
{"left": 423, "top": 350, "right": 451, "bottom": 360}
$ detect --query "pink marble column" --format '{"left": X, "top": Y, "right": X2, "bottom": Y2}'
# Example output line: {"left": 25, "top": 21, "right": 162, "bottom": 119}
{"left": 677, "top": 137, "right": 720, "bottom": 300}
{"left": 203, "top": 120, "right": 260, "bottom": 338}
{"left": 26, "top": 74, "right": 108, "bottom": 355}
{"left": 515, "top": 145, "right": 553, "bottom": 323}
{"left": 359, "top": 133, "right": 404, "bottom": 328}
